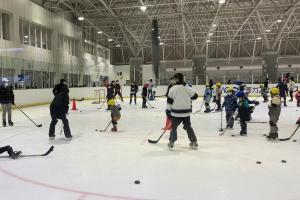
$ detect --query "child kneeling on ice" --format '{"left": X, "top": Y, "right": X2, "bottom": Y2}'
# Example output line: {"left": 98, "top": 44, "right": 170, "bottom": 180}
{"left": 108, "top": 99, "right": 121, "bottom": 132}
{"left": 222, "top": 86, "right": 237, "bottom": 129}
{"left": 236, "top": 91, "right": 250, "bottom": 136}
{"left": 0, "top": 145, "right": 21, "bottom": 159}
{"left": 267, "top": 88, "right": 281, "bottom": 140}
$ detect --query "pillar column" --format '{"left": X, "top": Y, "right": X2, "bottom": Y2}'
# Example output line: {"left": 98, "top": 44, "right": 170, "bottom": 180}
{"left": 192, "top": 55, "right": 207, "bottom": 85}
{"left": 129, "top": 57, "right": 143, "bottom": 86}
{"left": 262, "top": 51, "right": 279, "bottom": 83}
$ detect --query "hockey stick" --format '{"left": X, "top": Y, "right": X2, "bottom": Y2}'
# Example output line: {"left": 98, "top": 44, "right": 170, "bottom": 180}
{"left": 0, "top": 146, "right": 54, "bottom": 159}
{"left": 193, "top": 100, "right": 205, "bottom": 114}
{"left": 146, "top": 99, "right": 155, "bottom": 108}
{"left": 148, "top": 123, "right": 172, "bottom": 144}
{"left": 97, "top": 99, "right": 107, "bottom": 110}
{"left": 220, "top": 112, "right": 235, "bottom": 136}
{"left": 279, "top": 125, "right": 300, "bottom": 141}
{"left": 219, "top": 108, "right": 224, "bottom": 132}
{"left": 14, "top": 104, "right": 42, "bottom": 127}
{"left": 96, "top": 121, "right": 112, "bottom": 132}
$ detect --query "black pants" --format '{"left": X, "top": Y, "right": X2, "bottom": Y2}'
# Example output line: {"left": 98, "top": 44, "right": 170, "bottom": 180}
{"left": 281, "top": 96, "right": 287, "bottom": 106}
{"left": 49, "top": 112, "right": 72, "bottom": 138}
{"left": 142, "top": 96, "right": 147, "bottom": 108}
{"left": 240, "top": 119, "right": 247, "bottom": 135}
{"left": 290, "top": 91, "right": 294, "bottom": 101}
{"left": 0, "top": 145, "right": 13, "bottom": 156}
{"left": 115, "top": 90, "right": 123, "bottom": 101}
{"left": 226, "top": 111, "right": 235, "bottom": 128}
{"left": 169, "top": 116, "right": 197, "bottom": 143}
{"left": 130, "top": 93, "right": 137, "bottom": 104}
{"left": 216, "top": 100, "right": 221, "bottom": 110}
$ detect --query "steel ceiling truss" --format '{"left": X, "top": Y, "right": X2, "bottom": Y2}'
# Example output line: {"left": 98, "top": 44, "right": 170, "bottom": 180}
{"left": 37, "top": 0, "right": 300, "bottom": 64}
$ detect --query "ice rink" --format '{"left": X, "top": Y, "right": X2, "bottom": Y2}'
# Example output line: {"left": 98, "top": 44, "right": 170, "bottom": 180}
{"left": 1, "top": 97, "right": 300, "bottom": 200}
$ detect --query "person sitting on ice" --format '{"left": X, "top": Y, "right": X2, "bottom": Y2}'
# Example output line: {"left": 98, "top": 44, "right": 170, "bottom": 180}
{"left": 166, "top": 73, "right": 198, "bottom": 149}
{"left": 108, "top": 99, "right": 121, "bottom": 132}
{"left": 0, "top": 78, "right": 15, "bottom": 127}
{"left": 222, "top": 86, "right": 237, "bottom": 129}
{"left": 295, "top": 88, "right": 300, "bottom": 107}
{"left": 53, "top": 79, "right": 68, "bottom": 96}
{"left": 236, "top": 91, "right": 250, "bottom": 136}
{"left": 267, "top": 88, "right": 281, "bottom": 140}
{"left": 0, "top": 145, "right": 22, "bottom": 159}
{"left": 142, "top": 83, "right": 148, "bottom": 109}
{"left": 204, "top": 84, "right": 212, "bottom": 113}
{"left": 49, "top": 86, "right": 72, "bottom": 141}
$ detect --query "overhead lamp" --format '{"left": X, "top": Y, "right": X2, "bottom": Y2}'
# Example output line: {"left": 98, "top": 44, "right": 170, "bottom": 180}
{"left": 266, "top": 29, "right": 271, "bottom": 32}
{"left": 157, "top": 36, "right": 160, "bottom": 39}
{"left": 84, "top": 39, "right": 88, "bottom": 43}
{"left": 97, "top": 31, "right": 103, "bottom": 34}
{"left": 24, "top": 35, "right": 29, "bottom": 39}
{"left": 208, "top": 33, "right": 213, "bottom": 36}
{"left": 206, "top": 39, "right": 211, "bottom": 43}
{"left": 276, "top": 19, "right": 282, "bottom": 23}
{"left": 78, "top": 16, "right": 84, "bottom": 21}
{"left": 212, "top": 24, "right": 217, "bottom": 27}
{"left": 219, "top": 0, "right": 226, "bottom": 4}
{"left": 257, "top": 37, "right": 262, "bottom": 40}
{"left": 117, "top": 44, "right": 121, "bottom": 47}
{"left": 140, "top": 5, "right": 147, "bottom": 12}
{"left": 160, "top": 42, "right": 164, "bottom": 45}
{"left": 108, "top": 38, "right": 113, "bottom": 42}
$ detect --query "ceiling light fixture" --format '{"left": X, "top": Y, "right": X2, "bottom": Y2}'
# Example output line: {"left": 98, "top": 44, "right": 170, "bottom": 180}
{"left": 78, "top": 16, "right": 84, "bottom": 21}
{"left": 266, "top": 29, "right": 271, "bottom": 32}
{"left": 140, "top": 5, "right": 147, "bottom": 12}
{"left": 108, "top": 38, "right": 113, "bottom": 42}
{"left": 97, "top": 31, "right": 103, "bottom": 34}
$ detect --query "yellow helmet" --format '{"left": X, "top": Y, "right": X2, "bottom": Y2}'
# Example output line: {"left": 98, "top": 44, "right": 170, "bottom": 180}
{"left": 108, "top": 99, "right": 116, "bottom": 106}
{"left": 228, "top": 85, "right": 234, "bottom": 91}
{"left": 270, "top": 87, "right": 279, "bottom": 95}
{"left": 216, "top": 82, "right": 222, "bottom": 87}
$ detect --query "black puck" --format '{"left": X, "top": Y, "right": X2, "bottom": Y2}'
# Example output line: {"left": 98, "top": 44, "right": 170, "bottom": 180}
{"left": 95, "top": 129, "right": 98, "bottom": 132}
{"left": 256, "top": 161, "right": 262, "bottom": 164}
{"left": 293, "top": 140, "right": 297, "bottom": 142}
{"left": 134, "top": 180, "right": 140, "bottom": 184}
{"left": 281, "top": 160, "right": 287, "bottom": 163}
{"left": 231, "top": 135, "right": 235, "bottom": 137}
{"left": 263, "top": 134, "right": 267, "bottom": 136}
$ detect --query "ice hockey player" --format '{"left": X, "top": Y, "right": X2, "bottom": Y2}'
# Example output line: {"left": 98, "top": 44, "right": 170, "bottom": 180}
{"left": 215, "top": 82, "right": 222, "bottom": 111}
{"left": 277, "top": 78, "right": 288, "bottom": 106}
{"left": 236, "top": 91, "right": 250, "bottom": 136}
{"left": 260, "top": 84, "right": 269, "bottom": 102}
{"left": 266, "top": 87, "right": 281, "bottom": 140}
{"left": 166, "top": 77, "right": 176, "bottom": 97}
{"left": 0, "top": 78, "right": 15, "bottom": 127}
{"left": 166, "top": 73, "right": 198, "bottom": 149}
{"left": 53, "top": 79, "right": 68, "bottom": 96}
{"left": 295, "top": 88, "right": 300, "bottom": 107}
{"left": 204, "top": 84, "right": 212, "bottom": 113}
{"left": 222, "top": 86, "right": 237, "bottom": 128}
{"left": 148, "top": 79, "right": 154, "bottom": 100}
{"left": 142, "top": 83, "right": 148, "bottom": 109}
{"left": 114, "top": 80, "right": 124, "bottom": 102}
{"left": 288, "top": 77, "right": 296, "bottom": 102}
{"left": 0, "top": 145, "right": 22, "bottom": 159}
{"left": 244, "top": 90, "right": 259, "bottom": 120}
{"left": 108, "top": 99, "right": 121, "bottom": 132}
{"left": 129, "top": 81, "right": 138, "bottom": 105}
{"left": 49, "top": 86, "right": 72, "bottom": 141}
{"left": 106, "top": 81, "right": 115, "bottom": 110}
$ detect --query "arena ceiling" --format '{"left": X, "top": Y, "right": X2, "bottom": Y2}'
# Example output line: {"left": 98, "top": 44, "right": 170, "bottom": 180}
{"left": 32, "top": 0, "right": 300, "bottom": 64}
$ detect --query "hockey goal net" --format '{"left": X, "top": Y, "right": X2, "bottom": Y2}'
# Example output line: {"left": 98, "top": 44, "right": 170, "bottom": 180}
{"left": 92, "top": 89, "right": 106, "bottom": 104}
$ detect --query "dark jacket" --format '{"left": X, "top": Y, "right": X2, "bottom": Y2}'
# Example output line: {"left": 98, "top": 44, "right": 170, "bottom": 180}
{"left": 222, "top": 94, "right": 238, "bottom": 112}
{"left": 53, "top": 83, "right": 68, "bottom": 96}
{"left": 106, "top": 84, "right": 115, "bottom": 99}
{"left": 50, "top": 87, "right": 69, "bottom": 115}
{"left": 277, "top": 82, "right": 288, "bottom": 97}
{"left": 142, "top": 86, "right": 147, "bottom": 97}
{"left": 166, "top": 84, "right": 174, "bottom": 97}
{"left": 0, "top": 85, "right": 14, "bottom": 104}
{"left": 238, "top": 99, "right": 250, "bottom": 121}
{"left": 130, "top": 84, "right": 138, "bottom": 94}
{"left": 115, "top": 83, "right": 121, "bottom": 91}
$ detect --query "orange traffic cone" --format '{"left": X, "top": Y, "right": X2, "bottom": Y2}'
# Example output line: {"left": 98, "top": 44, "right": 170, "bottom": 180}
{"left": 162, "top": 117, "right": 172, "bottom": 130}
{"left": 71, "top": 98, "right": 78, "bottom": 111}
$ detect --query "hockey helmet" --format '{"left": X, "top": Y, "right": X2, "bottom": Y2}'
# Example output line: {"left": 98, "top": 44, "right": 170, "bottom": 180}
{"left": 108, "top": 99, "right": 116, "bottom": 106}
{"left": 236, "top": 91, "right": 245, "bottom": 98}
{"left": 270, "top": 87, "right": 279, "bottom": 95}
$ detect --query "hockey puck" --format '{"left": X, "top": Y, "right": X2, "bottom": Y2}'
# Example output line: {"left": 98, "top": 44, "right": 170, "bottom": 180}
{"left": 263, "top": 134, "right": 267, "bottom": 136}
{"left": 281, "top": 160, "right": 287, "bottom": 163}
{"left": 95, "top": 129, "right": 98, "bottom": 132}
{"left": 134, "top": 180, "right": 140, "bottom": 184}
{"left": 256, "top": 161, "right": 262, "bottom": 164}
{"left": 231, "top": 135, "right": 235, "bottom": 137}
{"left": 293, "top": 140, "right": 297, "bottom": 142}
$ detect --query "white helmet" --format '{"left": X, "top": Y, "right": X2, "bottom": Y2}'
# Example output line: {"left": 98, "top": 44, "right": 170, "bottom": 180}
{"left": 2, "top": 78, "right": 9, "bottom": 83}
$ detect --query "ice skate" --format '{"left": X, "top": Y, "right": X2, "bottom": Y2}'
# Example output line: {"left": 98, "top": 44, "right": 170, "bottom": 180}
{"left": 2, "top": 120, "right": 6, "bottom": 127}
{"left": 266, "top": 133, "right": 278, "bottom": 140}
{"left": 168, "top": 142, "right": 174, "bottom": 149}
{"left": 189, "top": 141, "right": 198, "bottom": 149}
{"left": 8, "top": 121, "right": 14, "bottom": 126}
{"left": 111, "top": 126, "right": 117, "bottom": 132}
{"left": 65, "top": 136, "right": 72, "bottom": 141}
{"left": 11, "top": 151, "right": 22, "bottom": 159}
{"left": 49, "top": 137, "right": 55, "bottom": 141}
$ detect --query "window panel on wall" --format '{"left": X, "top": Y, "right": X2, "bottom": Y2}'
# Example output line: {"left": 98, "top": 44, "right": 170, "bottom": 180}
{"left": 30, "top": 24, "right": 36, "bottom": 47}
{"left": 42, "top": 27, "right": 47, "bottom": 49}
{"left": 36, "top": 25, "right": 41, "bottom": 48}
{"left": 2, "top": 12, "right": 11, "bottom": 40}
{"left": 19, "top": 19, "right": 23, "bottom": 44}
{"left": 23, "top": 21, "right": 29, "bottom": 45}
{"left": 47, "top": 29, "right": 52, "bottom": 50}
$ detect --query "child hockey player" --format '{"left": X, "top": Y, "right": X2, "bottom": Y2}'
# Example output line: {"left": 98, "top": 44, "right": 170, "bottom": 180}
{"left": 204, "top": 84, "right": 212, "bottom": 113}
{"left": 236, "top": 91, "right": 250, "bottom": 136}
{"left": 267, "top": 88, "right": 281, "bottom": 140}
{"left": 288, "top": 77, "right": 296, "bottom": 102}
{"left": 0, "top": 145, "right": 22, "bottom": 159}
{"left": 108, "top": 99, "right": 121, "bottom": 132}
{"left": 0, "top": 78, "right": 15, "bottom": 127}
{"left": 49, "top": 86, "right": 72, "bottom": 140}
{"left": 129, "top": 81, "right": 138, "bottom": 105}
{"left": 166, "top": 73, "right": 198, "bottom": 149}
{"left": 260, "top": 84, "right": 269, "bottom": 102}
{"left": 295, "top": 88, "right": 300, "bottom": 107}
{"left": 222, "top": 86, "right": 237, "bottom": 128}
{"left": 142, "top": 83, "right": 148, "bottom": 109}
{"left": 215, "top": 83, "right": 222, "bottom": 111}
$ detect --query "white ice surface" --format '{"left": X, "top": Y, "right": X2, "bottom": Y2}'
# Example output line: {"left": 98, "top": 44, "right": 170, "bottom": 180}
{"left": 1, "top": 98, "right": 300, "bottom": 200}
